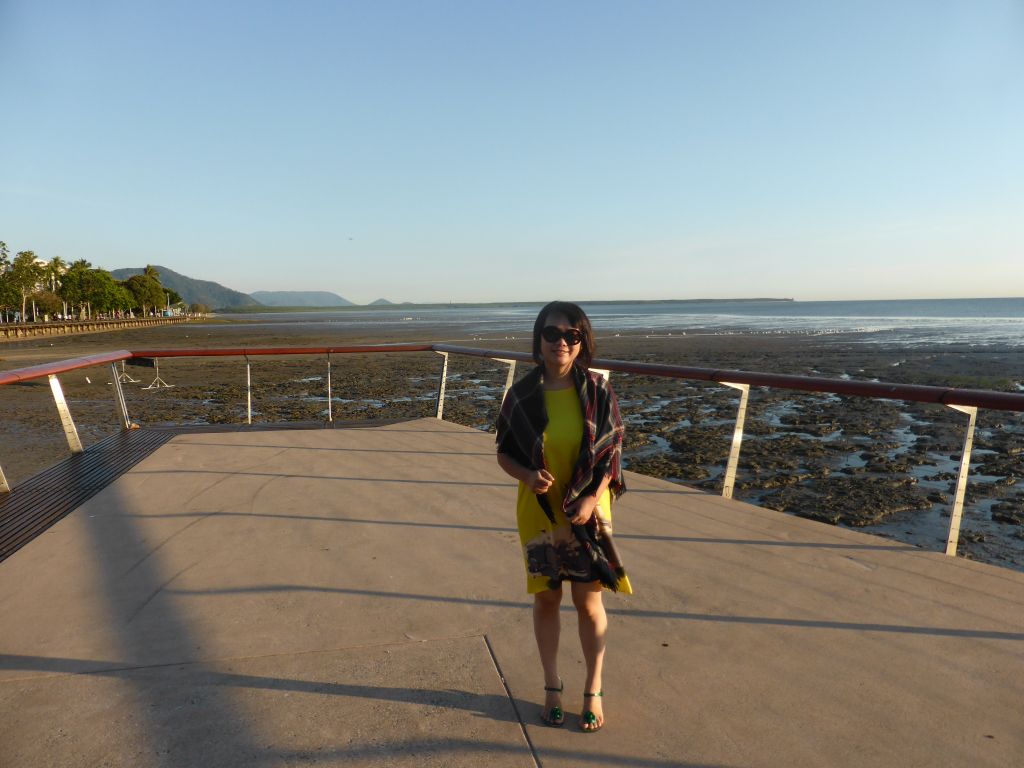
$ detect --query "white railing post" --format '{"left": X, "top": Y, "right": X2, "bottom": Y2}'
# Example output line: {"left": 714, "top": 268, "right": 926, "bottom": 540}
{"left": 720, "top": 381, "right": 750, "bottom": 499}
{"left": 496, "top": 358, "right": 517, "bottom": 403}
{"left": 944, "top": 404, "right": 978, "bottom": 556}
{"left": 326, "top": 353, "right": 333, "bottom": 423}
{"left": 246, "top": 356, "right": 252, "bottom": 425}
{"left": 110, "top": 363, "right": 132, "bottom": 430}
{"left": 434, "top": 351, "right": 449, "bottom": 419}
{"left": 49, "top": 374, "right": 84, "bottom": 454}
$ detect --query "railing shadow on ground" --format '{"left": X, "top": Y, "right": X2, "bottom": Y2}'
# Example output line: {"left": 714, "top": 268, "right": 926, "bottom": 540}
{"left": 0, "top": 651, "right": 522, "bottom": 723}
{"left": 166, "top": 439, "right": 499, "bottom": 457}
{"left": 159, "top": 584, "right": 1024, "bottom": 643}
{"left": 119, "top": 509, "right": 910, "bottom": 552}
{"left": 0, "top": 644, "right": 733, "bottom": 768}
{"left": 129, "top": 467, "right": 512, "bottom": 489}
{"left": 115, "top": 497, "right": 1024, "bottom": 605}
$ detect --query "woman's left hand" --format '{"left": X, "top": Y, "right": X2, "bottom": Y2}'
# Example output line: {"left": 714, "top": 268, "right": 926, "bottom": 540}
{"left": 567, "top": 495, "right": 598, "bottom": 525}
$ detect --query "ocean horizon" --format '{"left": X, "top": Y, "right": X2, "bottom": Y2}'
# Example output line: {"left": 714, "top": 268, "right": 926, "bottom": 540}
{"left": 214, "top": 297, "right": 1024, "bottom": 348}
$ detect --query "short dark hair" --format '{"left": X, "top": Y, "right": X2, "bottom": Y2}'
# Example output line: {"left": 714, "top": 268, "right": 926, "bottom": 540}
{"left": 532, "top": 300, "right": 595, "bottom": 369}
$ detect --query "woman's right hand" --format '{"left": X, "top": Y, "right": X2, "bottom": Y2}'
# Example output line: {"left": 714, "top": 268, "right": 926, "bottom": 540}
{"left": 528, "top": 469, "right": 555, "bottom": 494}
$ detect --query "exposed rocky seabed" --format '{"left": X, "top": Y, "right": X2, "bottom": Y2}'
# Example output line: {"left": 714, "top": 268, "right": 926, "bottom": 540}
{"left": 2, "top": 321, "right": 1022, "bottom": 570}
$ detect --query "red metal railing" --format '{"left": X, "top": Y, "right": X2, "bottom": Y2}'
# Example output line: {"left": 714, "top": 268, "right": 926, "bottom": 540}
{"left": 4, "top": 343, "right": 1024, "bottom": 412}
{"left": 0, "top": 350, "right": 133, "bottom": 386}
{"left": 127, "top": 344, "right": 435, "bottom": 359}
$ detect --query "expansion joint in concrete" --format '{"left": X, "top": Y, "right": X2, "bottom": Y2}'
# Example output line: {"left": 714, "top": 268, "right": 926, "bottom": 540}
{"left": 483, "top": 634, "right": 544, "bottom": 768}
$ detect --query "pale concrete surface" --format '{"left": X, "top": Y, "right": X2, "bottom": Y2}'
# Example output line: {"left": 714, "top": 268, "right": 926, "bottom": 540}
{"left": 1, "top": 417, "right": 1022, "bottom": 767}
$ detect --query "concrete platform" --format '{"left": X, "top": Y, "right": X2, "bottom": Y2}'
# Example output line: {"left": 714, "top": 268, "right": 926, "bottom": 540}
{"left": 1, "top": 417, "right": 1022, "bottom": 767}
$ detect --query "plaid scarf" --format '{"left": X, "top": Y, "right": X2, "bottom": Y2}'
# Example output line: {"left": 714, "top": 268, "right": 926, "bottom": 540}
{"left": 496, "top": 364, "right": 626, "bottom": 513}
{"left": 496, "top": 363, "right": 627, "bottom": 590}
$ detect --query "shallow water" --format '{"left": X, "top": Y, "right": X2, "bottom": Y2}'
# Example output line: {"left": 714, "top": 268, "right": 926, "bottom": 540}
{"left": 216, "top": 298, "right": 1024, "bottom": 347}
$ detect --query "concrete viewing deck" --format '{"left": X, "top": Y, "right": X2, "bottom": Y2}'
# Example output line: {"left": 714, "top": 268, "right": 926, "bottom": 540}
{"left": 1, "top": 417, "right": 1022, "bottom": 767}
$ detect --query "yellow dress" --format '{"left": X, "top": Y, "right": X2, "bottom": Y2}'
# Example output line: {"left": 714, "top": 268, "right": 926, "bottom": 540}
{"left": 516, "top": 386, "right": 633, "bottom": 594}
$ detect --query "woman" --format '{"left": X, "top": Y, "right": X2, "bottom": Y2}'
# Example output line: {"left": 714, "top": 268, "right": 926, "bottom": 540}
{"left": 496, "top": 300, "right": 632, "bottom": 733}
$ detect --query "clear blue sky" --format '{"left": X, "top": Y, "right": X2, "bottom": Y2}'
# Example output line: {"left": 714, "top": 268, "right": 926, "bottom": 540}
{"left": 2, "top": 1, "right": 1021, "bottom": 304}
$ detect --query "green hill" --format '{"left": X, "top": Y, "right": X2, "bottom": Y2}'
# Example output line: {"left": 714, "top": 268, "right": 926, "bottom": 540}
{"left": 251, "top": 291, "right": 354, "bottom": 307}
{"left": 111, "top": 266, "right": 260, "bottom": 309}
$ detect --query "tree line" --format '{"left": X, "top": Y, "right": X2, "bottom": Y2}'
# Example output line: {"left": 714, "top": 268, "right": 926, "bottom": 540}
{"left": 0, "top": 242, "right": 209, "bottom": 322}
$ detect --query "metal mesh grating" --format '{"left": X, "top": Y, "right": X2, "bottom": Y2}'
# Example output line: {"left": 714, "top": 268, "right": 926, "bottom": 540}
{"left": 0, "top": 429, "right": 176, "bottom": 563}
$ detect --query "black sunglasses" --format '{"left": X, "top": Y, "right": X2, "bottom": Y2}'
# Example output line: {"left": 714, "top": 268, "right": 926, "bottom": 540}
{"left": 541, "top": 326, "right": 584, "bottom": 346}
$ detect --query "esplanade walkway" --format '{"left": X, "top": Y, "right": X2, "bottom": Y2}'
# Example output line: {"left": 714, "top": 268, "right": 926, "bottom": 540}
{"left": 1, "top": 417, "right": 1021, "bottom": 767}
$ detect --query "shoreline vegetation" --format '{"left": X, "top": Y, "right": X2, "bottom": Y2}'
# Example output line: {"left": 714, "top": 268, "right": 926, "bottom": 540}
{"left": 0, "top": 316, "right": 1021, "bottom": 573}
{"left": 0, "top": 250, "right": 206, "bottom": 323}
{"left": 0, "top": 316, "right": 192, "bottom": 342}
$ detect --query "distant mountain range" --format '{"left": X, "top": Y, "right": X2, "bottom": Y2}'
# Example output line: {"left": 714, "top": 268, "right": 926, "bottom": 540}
{"left": 251, "top": 291, "right": 354, "bottom": 307}
{"left": 111, "top": 266, "right": 260, "bottom": 309}
{"left": 111, "top": 267, "right": 363, "bottom": 309}
{"left": 109, "top": 267, "right": 793, "bottom": 311}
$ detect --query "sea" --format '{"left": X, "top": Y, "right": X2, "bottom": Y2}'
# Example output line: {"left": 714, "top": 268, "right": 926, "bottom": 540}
{"left": 219, "top": 297, "right": 1024, "bottom": 347}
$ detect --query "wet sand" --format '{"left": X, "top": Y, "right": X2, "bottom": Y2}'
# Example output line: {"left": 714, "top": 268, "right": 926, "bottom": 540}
{"left": 2, "top": 318, "right": 1023, "bottom": 570}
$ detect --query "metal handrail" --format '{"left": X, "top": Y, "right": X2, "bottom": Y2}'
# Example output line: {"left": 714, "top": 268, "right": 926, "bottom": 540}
{"left": 2, "top": 342, "right": 1023, "bottom": 558}
{"left": 432, "top": 343, "right": 1024, "bottom": 412}
{"left": 4, "top": 342, "right": 1024, "bottom": 412}
{"left": 0, "top": 350, "right": 133, "bottom": 385}
{"left": 127, "top": 343, "right": 435, "bottom": 359}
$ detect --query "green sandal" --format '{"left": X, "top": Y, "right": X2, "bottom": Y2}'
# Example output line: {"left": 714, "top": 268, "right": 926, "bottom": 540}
{"left": 540, "top": 679, "right": 564, "bottom": 727}
{"left": 580, "top": 690, "right": 603, "bottom": 733}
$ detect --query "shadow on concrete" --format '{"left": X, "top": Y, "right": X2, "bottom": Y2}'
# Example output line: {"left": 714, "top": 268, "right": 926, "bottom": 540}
{"left": 0, "top": 646, "right": 738, "bottom": 767}
{"left": 118, "top": 510, "right": 904, "bottom": 552}
{"left": 266, "top": 739, "right": 739, "bottom": 767}
{"left": 615, "top": 533, "right": 907, "bottom": 551}
{"left": 169, "top": 440, "right": 497, "bottom": 457}
{"left": 619, "top": 487, "right": 706, "bottom": 496}
{"left": 74, "top": 485, "right": 270, "bottom": 767}
{"left": 0, "top": 652, "right": 520, "bottom": 722}
{"left": 131, "top": 468, "right": 510, "bottom": 488}
{"left": 163, "top": 584, "right": 1024, "bottom": 642}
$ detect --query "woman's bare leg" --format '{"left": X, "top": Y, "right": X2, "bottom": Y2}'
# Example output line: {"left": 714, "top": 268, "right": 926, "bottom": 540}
{"left": 571, "top": 580, "right": 606, "bottom": 729}
{"left": 534, "top": 586, "right": 564, "bottom": 719}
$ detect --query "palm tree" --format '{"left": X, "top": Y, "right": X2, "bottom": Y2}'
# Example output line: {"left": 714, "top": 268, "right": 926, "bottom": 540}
{"left": 47, "top": 256, "right": 67, "bottom": 316}
{"left": 47, "top": 256, "right": 66, "bottom": 290}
